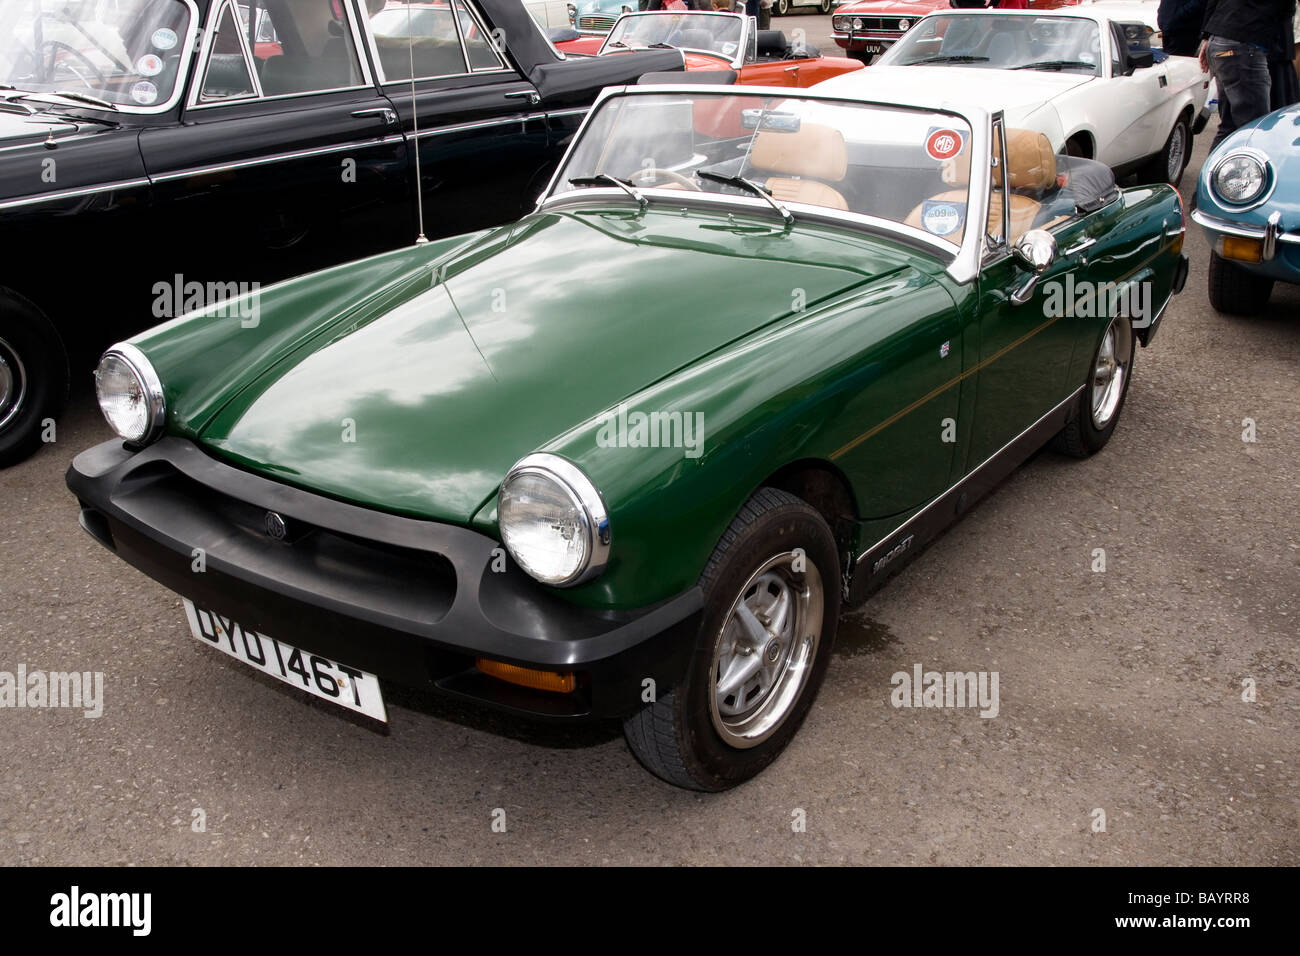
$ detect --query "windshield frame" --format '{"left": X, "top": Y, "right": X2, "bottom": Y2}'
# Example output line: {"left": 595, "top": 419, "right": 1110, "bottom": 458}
{"left": 876, "top": 10, "right": 1105, "bottom": 78}
{"left": 537, "top": 84, "right": 994, "bottom": 284}
{"left": 597, "top": 11, "right": 749, "bottom": 69}
{"left": 1, "top": 0, "right": 202, "bottom": 115}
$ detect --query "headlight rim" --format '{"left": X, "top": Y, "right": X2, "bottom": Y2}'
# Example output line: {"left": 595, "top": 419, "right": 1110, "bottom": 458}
{"left": 1210, "top": 148, "right": 1273, "bottom": 210}
{"left": 95, "top": 341, "right": 165, "bottom": 445}
{"left": 498, "top": 452, "right": 611, "bottom": 588}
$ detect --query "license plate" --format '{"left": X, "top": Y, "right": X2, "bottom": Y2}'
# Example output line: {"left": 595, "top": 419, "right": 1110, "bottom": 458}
{"left": 183, "top": 600, "right": 387, "bottom": 722}
{"left": 865, "top": 43, "right": 884, "bottom": 54}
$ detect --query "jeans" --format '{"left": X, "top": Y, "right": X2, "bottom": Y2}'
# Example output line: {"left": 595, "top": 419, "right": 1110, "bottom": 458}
{"left": 1207, "top": 36, "right": 1272, "bottom": 147}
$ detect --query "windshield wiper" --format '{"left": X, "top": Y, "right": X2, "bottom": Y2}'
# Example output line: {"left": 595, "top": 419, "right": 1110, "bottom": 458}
{"left": 568, "top": 174, "right": 647, "bottom": 208}
{"left": 38, "top": 90, "right": 117, "bottom": 110}
{"left": 1012, "top": 60, "right": 1096, "bottom": 72}
{"left": 696, "top": 171, "right": 793, "bottom": 226}
{"left": 903, "top": 55, "right": 989, "bottom": 65}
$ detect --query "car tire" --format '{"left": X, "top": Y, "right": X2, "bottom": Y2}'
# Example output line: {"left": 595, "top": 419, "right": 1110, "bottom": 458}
{"left": 819, "top": 0, "right": 832, "bottom": 13}
{"left": 0, "top": 289, "right": 69, "bottom": 468}
{"left": 1051, "top": 314, "right": 1135, "bottom": 459}
{"left": 1139, "top": 114, "right": 1190, "bottom": 187}
{"left": 623, "top": 487, "right": 840, "bottom": 791}
{"left": 774, "top": 0, "right": 789, "bottom": 15}
{"left": 1207, "top": 250, "right": 1274, "bottom": 316}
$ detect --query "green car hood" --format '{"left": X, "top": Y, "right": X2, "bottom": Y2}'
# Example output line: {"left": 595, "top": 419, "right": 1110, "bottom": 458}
{"left": 197, "top": 207, "right": 921, "bottom": 523}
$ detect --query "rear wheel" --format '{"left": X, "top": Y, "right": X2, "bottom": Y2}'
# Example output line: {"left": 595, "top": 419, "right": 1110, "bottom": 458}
{"left": 774, "top": 0, "right": 789, "bottom": 15}
{"left": 0, "top": 290, "right": 69, "bottom": 467}
{"left": 1208, "top": 251, "right": 1274, "bottom": 316}
{"left": 1139, "top": 114, "right": 1191, "bottom": 187}
{"left": 1051, "top": 314, "right": 1135, "bottom": 459}
{"left": 819, "top": 0, "right": 832, "bottom": 12}
{"left": 623, "top": 488, "right": 840, "bottom": 791}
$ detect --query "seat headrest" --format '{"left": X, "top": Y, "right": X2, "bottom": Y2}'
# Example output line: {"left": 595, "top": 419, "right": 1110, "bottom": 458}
{"left": 997, "top": 128, "right": 1057, "bottom": 195}
{"left": 751, "top": 123, "right": 847, "bottom": 182}
{"left": 757, "top": 30, "right": 788, "bottom": 57}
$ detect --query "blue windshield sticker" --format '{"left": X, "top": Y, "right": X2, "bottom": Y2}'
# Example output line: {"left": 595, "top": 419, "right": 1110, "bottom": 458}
{"left": 921, "top": 200, "right": 966, "bottom": 237}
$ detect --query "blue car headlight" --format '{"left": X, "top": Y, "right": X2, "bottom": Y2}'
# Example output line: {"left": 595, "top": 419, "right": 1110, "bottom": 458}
{"left": 1211, "top": 151, "right": 1269, "bottom": 206}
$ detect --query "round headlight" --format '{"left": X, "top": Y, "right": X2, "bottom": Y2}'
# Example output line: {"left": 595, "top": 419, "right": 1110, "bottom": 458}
{"left": 852, "top": 17, "right": 863, "bottom": 30}
{"left": 898, "top": 18, "right": 909, "bottom": 30}
{"left": 1212, "top": 152, "right": 1268, "bottom": 205}
{"left": 498, "top": 454, "right": 610, "bottom": 587}
{"left": 94, "top": 343, "right": 164, "bottom": 444}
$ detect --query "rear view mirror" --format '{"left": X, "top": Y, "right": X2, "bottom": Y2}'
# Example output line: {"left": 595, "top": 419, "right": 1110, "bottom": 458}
{"left": 1010, "top": 229, "right": 1056, "bottom": 305}
{"left": 1128, "top": 49, "right": 1155, "bottom": 71}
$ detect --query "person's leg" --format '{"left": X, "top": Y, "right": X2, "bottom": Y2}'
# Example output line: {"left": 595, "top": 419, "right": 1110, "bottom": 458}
{"left": 1208, "top": 37, "right": 1272, "bottom": 146}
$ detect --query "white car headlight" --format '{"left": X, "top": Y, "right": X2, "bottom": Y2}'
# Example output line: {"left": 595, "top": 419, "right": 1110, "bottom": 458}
{"left": 852, "top": 17, "right": 863, "bottom": 30}
{"left": 94, "top": 343, "right": 164, "bottom": 444}
{"left": 898, "top": 19, "right": 909, "bottom": 30}
{"left": 498, "top": 453, "right": 610, "bottom": 587}
{"left": 1212, "top": 152, "right": 1268, "bottom": 205}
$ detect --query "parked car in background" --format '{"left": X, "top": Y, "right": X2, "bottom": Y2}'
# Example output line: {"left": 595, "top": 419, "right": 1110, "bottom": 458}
{"left": 816, "top": 9, "right": 1208, "bottom": 184}
{"left": 69, "top": 84, "right": 1187, "bottom": 790}
{"left": 0, "top": 0, "right": 681, "bottom": 465}
{"left": 1193, "top": 103, "right": 1300, "bottom": 315}
{"left": 571, "top": 0, "right": 635, "bottom": 34}
{"left": 774, "top": 0, "right": 836, "bottom": 14}
{"left": 524, "top": 0, "right": 578, "bottom": 30}
{"left": 556, "top": 11, "right": 864, "bottom": 86}
{"left": 830, "top": 0, "right": 1078, "bottom": 63}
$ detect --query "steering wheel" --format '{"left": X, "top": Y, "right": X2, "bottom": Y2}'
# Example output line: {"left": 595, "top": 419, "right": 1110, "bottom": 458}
{"left": 41, "top": 42, "right": 106, "bottom": 90}
{"left": 631, "top": 167, "right": 702, "bottom": 190}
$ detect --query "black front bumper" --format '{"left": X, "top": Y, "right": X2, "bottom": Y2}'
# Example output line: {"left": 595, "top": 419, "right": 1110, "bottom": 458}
{"left": 67, "top": 439, "right": 702, "bottom": 721}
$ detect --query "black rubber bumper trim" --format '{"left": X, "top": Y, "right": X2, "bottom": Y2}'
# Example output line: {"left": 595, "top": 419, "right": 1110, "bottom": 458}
{"left": 66, "top": 438, "right": 703, "bottom": 720}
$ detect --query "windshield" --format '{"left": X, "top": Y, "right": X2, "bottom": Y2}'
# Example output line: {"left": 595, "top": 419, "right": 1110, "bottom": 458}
{"left": 881, "top": 14, "right": 1102, "bottom": 75}
{"left": 551, "top": 92, "right": 975, "bottom": 247}
{"left": 0, "top": 0, "right": 193, "bottom": 109}
{"left": 602, "top": 13, "right": 744, "bottom": 61}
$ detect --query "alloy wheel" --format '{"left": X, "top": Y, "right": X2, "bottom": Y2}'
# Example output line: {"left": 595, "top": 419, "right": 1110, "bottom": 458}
{"left": 1090, "top": 317, "right": 1132, "bottom": 430}
{"left": 0, "top": 336, "right": 27, "bottom": 433}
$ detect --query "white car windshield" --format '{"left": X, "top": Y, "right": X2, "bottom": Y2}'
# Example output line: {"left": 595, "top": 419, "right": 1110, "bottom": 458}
{"left": 0, "top": 0, "right": 193, "bottom": 109}
{"left": 601, "top": 13, "right": 745, "bottom": 61}
{"left": 882, "top": 14, "right": 1102, "bottom": 76}
{"left": 552, "top": 91, "right": 977, "bottom": 248}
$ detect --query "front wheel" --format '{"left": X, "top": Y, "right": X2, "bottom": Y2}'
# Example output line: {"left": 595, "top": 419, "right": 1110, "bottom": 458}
{"left": 819, "top": 0, "right": 832, "bottom": 12}
{"left": 0, "top": 290, "right": 69, "bottom": 467}
{"left": 1139, "top": 115, "right": 1190, "bottom": 187}
{"left": 1208, "top": 250, "right": 1274, "bottom": 316}
{"left": 1051, "top": 313, "right": 1135, "bottom": 458}
{"left": 623, "top": 488, "right": 840, "bottom": 791}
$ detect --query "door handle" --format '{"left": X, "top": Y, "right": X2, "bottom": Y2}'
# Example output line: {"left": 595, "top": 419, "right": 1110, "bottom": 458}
{"left": 505, "top": 89, "right": 541, "bottom": 106}
{"left": 1062, "top": 236, "right": 1097, "bottom": 257}
{"left": 784, "top": 65, "right": 800, "bottom": 73}
{"left": 352, "top": 107, "right": 397, "bottom": 126}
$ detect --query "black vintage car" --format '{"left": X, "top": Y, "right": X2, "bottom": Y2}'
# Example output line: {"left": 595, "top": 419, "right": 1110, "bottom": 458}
{"left": 0, "top": 0, "right": 681, "bottom": 464}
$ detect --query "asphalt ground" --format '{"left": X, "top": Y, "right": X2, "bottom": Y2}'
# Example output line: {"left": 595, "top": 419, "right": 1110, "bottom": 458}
{"left": 1, "top": 103, "right": 1297, "bottom": 866}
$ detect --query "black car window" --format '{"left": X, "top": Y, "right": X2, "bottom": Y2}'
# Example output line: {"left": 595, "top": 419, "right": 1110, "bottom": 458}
{"left": 200, "top": 3, "right": 258, "bottom": 101}
{"left": 368, "top": 2, "right": 470, "bottom": 80}
{"left": 453, "top": 0, "right": 505, "bottom": 71}
{"left": 256, "top": 0, "right": 365, "bottom": 96}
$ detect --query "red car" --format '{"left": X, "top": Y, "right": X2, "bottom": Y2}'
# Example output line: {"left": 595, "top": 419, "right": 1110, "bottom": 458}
{"left": 831, "top": 0, "right": 1079, "bottom": 63}
{"left": 557, "top": 11, "right": 864, "bottom": 86}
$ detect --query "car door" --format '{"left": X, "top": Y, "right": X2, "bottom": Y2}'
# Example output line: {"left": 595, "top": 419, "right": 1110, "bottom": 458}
{"left": 359, "top": 0, "right": 554, "bottom": 236}
{"left": 139, "top": 0, "right": 409, "bottom": 292}
{"left": 1083, "top": 20, "right": 1171, "bottom": 167}
{"left": 964, "top": 119, "right": 1092, "bottom": 470}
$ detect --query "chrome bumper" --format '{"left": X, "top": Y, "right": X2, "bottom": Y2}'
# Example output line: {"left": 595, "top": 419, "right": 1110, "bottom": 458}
{"left": 1191, "top": 207, "right": 1299, "bottom": 262}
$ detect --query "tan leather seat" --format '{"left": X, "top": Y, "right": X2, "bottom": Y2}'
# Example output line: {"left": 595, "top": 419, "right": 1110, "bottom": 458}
{"left": 750, "top": 124, "right": 849, "bottom": 211}
{"left": 905, "top": 128, "right": 1058, "bottom": 244}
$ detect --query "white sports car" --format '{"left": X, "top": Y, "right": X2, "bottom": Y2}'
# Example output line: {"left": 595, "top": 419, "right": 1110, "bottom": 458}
{"left": 814, "top": 7, "right": 1210, "bottom": 185}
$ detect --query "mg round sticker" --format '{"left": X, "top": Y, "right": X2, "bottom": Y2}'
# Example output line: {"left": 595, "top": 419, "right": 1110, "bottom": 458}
{"left": 925, "top": 128, "right": 963, "bottom": 161}
{"left": 136, "top": 54, "right": 163, "bottom": 77}
{"left": 130, "top": 80, "right": 159, "bottom": 105}
{"left": 151, "top": 27, "right": 178, "bottom": 50}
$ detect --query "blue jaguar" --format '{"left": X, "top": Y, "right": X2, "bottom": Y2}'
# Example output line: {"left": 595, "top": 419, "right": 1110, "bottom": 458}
{"left": 1193, "top": 104, "right": 1300, "bottom": 315}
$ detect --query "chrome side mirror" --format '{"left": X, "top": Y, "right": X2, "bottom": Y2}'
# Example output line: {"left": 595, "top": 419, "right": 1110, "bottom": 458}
{"left": 1010, "top": 229, "right": 1057, "bottom": 305}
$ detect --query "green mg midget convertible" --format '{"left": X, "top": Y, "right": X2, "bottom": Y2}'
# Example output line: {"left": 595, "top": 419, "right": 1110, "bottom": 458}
{"left": 68, "top": 86, "right": 1188, "bottom": 790}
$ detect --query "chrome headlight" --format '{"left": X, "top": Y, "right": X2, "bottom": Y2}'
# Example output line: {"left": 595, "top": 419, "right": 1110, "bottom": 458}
{"left": 498, "top": 453, "right": 610, "bottom": 587}
{"left": 852, "top": 17, "right": 863, "bottom": 30}
{"left": 898, "top": 18, "right": 909, "bottom": 30}
{"left": 94, "top": 343, "right": 164, "bottom": 444}
{"left": 1211, "top": 151, "right": 1268, "bottom": 206}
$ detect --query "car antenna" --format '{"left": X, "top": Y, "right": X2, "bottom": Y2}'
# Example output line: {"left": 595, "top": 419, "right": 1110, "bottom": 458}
{"left": 406, "top": 1, "right": 428, "bottom": 245}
